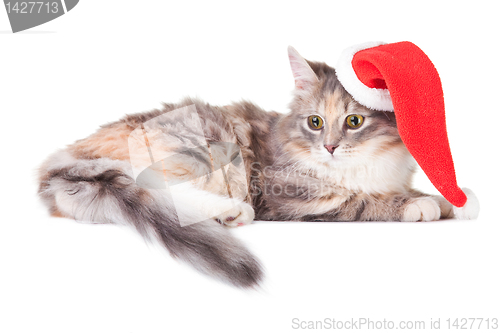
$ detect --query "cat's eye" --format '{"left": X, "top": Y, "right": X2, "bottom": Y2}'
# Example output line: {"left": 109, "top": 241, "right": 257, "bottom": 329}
{"left": 346, "top": 114, "right": 364, "bottom": 129}
{"left": 307, "top": 115, "right": 324, "bottom": 130}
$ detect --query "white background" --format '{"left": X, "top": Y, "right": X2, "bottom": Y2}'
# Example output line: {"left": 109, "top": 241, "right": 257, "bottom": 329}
{"left": 1, "top": 1, "right": 499, "bottom": 332}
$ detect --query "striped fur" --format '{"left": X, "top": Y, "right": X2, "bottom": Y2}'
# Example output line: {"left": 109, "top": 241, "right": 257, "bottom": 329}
{"left": 38, "top": 48, "right": 453, "bottom": 288}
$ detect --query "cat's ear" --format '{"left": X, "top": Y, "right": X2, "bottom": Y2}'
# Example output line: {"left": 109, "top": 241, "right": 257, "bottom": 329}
{"left": 288, "top": 46, "right": 319, "bottom": 90}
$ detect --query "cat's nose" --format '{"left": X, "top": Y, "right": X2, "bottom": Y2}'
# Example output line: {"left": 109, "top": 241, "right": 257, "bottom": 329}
{"left": 324, "top": 145, "right": 338, "bottom": 154}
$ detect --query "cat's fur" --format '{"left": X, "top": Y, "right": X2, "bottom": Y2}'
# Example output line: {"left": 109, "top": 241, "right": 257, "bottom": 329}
{"left": 38, "top": 47, "right": 453, "bottom": 288}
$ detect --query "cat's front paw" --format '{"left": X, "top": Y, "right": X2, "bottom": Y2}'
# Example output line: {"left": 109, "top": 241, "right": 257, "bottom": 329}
{"left": 402, "top": 197, "right": 441, "bottom": 222}
{"left": 214, "top": 202, "right": 255, "bottom": 228}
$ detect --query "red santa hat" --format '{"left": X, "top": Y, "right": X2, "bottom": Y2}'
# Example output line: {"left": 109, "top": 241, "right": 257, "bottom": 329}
{"left": 335, "top": 41, "right": 479, "bottom": 220}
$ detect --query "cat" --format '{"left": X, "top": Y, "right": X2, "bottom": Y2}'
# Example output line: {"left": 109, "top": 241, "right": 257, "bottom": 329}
{"left": 38, "top": 46, "right": 453, "bottom": 288}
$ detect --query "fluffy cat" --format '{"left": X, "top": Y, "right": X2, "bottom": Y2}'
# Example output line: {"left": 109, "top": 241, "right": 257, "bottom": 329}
{"left": 38, "top": 47, "right": 453, "bottom": 288}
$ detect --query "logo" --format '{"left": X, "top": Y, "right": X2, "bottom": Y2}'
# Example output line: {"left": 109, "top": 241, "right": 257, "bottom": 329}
{"left": 3, "top": 0, "right": 79, "bottom": 33}
{"left": 128, "top": 104, "right": 248, "bottom": 226}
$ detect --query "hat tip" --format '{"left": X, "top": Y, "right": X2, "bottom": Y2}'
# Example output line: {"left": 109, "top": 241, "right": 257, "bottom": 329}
{"left": 453, "top": 188, "right": 480, "bottom": 220}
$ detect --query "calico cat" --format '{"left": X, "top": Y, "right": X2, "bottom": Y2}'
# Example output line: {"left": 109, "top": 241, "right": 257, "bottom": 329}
{"left": 38, "top": 46, "right": 453, "bottom": 288}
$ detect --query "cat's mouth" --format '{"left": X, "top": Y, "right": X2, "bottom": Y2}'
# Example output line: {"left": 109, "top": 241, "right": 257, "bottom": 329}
{"left": 322, "top": 149, "right": 353, "bottom": 164}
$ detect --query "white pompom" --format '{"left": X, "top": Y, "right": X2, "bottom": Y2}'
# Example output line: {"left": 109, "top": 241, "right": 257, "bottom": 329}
{"left": 453, "top": 188, "right": 480, "bottom": 220}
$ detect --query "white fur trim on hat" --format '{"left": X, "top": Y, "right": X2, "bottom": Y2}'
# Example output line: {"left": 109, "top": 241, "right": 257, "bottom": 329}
{"left": 335, "top": 41, "right": 394, "bottom": 112}
{"left": 453, "top": 188, "right": 480, "bottom": 220}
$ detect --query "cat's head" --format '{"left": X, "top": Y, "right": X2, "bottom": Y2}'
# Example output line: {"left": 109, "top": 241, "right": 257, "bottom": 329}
{"left": 278, "top": 46, "right": 412, "bottom": 176}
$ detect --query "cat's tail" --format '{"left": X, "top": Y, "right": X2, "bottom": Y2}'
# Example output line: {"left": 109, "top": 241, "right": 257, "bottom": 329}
{"left": 38, "top": 153, "right": 263, "bottom": 288}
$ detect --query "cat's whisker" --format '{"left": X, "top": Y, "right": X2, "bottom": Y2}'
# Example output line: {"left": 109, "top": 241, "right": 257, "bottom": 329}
{"left": 279, "top": 157, "right": 313, "bottom": 182}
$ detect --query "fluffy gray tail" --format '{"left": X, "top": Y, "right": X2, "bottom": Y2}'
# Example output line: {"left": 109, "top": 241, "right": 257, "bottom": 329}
{"left": 38, "top": 156, "right": 263, "bottom": 288}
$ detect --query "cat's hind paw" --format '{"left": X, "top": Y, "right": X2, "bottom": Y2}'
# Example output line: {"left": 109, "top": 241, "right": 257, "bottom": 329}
{"left": 402, "top": 197, "right": 441, "bottom": 222}
{"left": 214, "top": 202, "right": 255, "bottom": 228}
